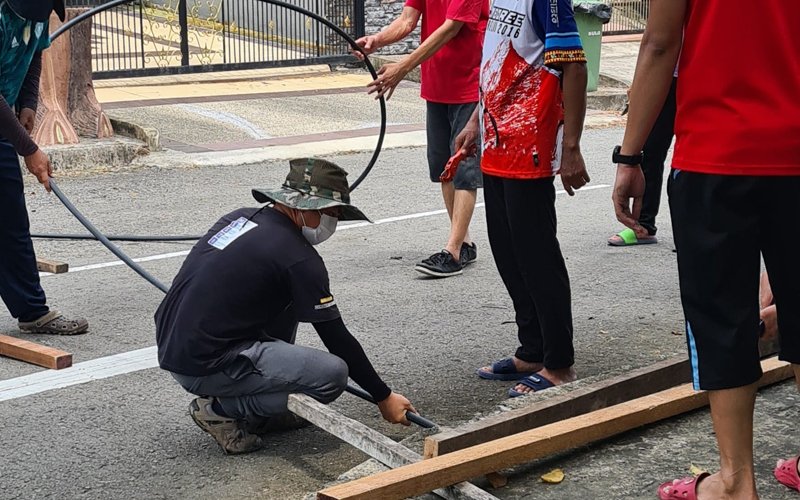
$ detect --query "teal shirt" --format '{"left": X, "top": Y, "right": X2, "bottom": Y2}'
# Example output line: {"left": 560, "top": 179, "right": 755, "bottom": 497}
{"left": 0, "top": 2, "right": 50, "bottom": 107}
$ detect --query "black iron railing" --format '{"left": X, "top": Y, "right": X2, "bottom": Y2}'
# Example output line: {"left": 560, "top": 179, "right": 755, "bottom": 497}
{"left": 64, "top": 0, "right": 360, "bottom": 78}
{"left": 602, "top": 0, "right": 648, "bottom": 35}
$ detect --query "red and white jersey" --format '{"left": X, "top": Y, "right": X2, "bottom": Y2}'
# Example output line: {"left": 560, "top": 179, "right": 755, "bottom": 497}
{"left": 479, "top": 0, "right": 585, "bottom": 179}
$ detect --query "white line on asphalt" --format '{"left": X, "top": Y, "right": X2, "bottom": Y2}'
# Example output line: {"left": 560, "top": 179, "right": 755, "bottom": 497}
{"left": 0, "top": 347, "right": 158, "bottom": 402}
{"left": 7, "top": 183, "right": 611, "bottom": 403}
{"left": 41, "top": 184, "right": 610, "bottom": 278}
{"left": 177, "top": 103, "right": 270, "bottom": 139}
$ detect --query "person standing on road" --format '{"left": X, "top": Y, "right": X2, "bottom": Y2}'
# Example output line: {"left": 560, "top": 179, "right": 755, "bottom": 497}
{"left": 354, "top": 0, "right": 488, "bottom": 278}
{"left": 155, "top": 159, "right": 417, "bottom": 455}
{"left": 612, "top": 0, "right": 800, "bottom": 497}
{"left": 607, "top": 72, "right": 677, "bottom": 247}
{"left": 0, "top": 0, "right": 88, "bottom": 335}
{"left": 454, "top": 0, "right": 590, "bottom": 398}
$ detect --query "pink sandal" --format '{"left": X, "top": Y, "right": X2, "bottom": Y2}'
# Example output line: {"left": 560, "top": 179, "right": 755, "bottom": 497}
{"left": 657, "top": 472, "right": 709, "bottom": 500}
{"left": 775, "top": 456, "right": 800, "bottom": 491}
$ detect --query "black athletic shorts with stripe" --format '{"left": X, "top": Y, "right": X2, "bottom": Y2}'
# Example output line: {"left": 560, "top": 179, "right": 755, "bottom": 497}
{"left": 668, "top": 170, "right": 800, "bottom": 390}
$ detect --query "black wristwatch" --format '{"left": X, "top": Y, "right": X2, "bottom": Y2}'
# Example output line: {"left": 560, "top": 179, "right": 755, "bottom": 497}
{"left": 612, "top": 145, "right": 643, "bottom": 166}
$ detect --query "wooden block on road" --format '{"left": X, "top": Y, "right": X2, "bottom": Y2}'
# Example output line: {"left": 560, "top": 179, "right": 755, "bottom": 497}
{"left": 0, "top": 334, "right": 72, "bottom": 369}
{"left": 36, "top": 258, "right": 69, "bottom": 274}
{"left": 425, "top": 338, "right": 780, "bottom": 459}
{"left": 318, "top": 357, "right": 792, "bottom": 500}
{"left": 287, "top": 394, "right": 498, "bottom": 500}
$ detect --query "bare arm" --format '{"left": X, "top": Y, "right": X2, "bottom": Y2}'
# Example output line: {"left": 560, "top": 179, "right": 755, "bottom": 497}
{"left": 355, "top": 7, "right": 421, "bottom": 55}
{"left": 620, "top": 0, "right": 686, "bottom": 155}
{"left": 558, "top": 62, "right": 590, "bottom": 195}
{"left": 561, "top": 62, "right": 587, "bottom": 152}
{"left": 613, "top": 0, "right": 686, "bottom": 231}
{"left": 367, "top": 18, "right": 465, "bottom": 100}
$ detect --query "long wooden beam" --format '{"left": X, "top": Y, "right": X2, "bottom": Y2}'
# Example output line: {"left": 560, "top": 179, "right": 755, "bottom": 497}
{"left": 0, "top": 334, "right": 72, "bottom": 369}
{"left": 425, "top": 338, "right": 780, "bottom": 458}
{"left": 287, "top": 394, "right": 498, "bottom": 500}
{"left": 317, "top": 357, "right": 792, "bottom": 500}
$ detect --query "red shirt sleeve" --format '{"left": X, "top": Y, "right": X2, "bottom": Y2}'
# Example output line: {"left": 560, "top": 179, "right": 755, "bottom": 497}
{"left": 445, "top": 0, "right": 482, "bottom": 24}
{"left": 405, "top": 0, "right": 425, "bottom": 13}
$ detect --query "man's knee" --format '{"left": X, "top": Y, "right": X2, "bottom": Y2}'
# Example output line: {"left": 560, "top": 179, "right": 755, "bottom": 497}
{"left": 312, "top": 354, "right": 348, "bottom": 404}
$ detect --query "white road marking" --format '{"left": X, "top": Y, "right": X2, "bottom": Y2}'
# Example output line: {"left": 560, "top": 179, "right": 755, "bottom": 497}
{"left": 41, "top": 184, "right": 610, "bottom": 278}
{"left": 0, "top": 347, "right": 158, "bottom": 402}
{"left": 7, "top": 183, "right": 611, "bottom": 403}
{"left": 177, "top": 103, "right": 270, "bottom": 139}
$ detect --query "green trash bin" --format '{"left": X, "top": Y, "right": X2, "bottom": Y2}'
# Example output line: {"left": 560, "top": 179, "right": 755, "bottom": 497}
{"left": 574, "top": 1, "right": 612, "bottom": 91}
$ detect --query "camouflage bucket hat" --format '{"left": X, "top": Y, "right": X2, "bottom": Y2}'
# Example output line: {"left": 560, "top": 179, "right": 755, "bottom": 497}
{"left": 252, "top": 158, "right": 370, "bottom": 222}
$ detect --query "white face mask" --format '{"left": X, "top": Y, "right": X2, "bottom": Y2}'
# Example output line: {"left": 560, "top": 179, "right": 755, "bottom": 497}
{"left": 300, "top": 212, "right": 338, "bottom": 245}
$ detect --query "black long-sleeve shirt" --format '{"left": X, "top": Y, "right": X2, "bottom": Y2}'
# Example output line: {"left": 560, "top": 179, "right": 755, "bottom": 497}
{"left": 314, "top": 318, "right": 391, "bottom": 402}
{"left": 156, "top": 207, "right": 393, "bottom": 403}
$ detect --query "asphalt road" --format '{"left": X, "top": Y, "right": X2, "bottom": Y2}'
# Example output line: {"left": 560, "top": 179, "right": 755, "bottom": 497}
{"left": 1, "top": 127, "right": 797, "bottom": 499}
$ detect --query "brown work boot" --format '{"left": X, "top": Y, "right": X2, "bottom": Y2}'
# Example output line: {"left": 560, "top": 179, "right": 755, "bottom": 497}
{"left": 189, "top": 397, "right": 263, "bottom": 455}
{"left": 19, "top": 310, "right": 88, "bottom": 335}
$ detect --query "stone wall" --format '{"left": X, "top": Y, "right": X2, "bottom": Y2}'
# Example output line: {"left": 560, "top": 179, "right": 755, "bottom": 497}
{"left": 363, "top": 0, "right": 420, "bottom": 55}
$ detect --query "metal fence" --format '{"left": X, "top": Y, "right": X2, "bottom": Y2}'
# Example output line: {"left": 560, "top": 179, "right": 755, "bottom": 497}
{"left": 602, "top": 0, "right": 649, "bottom": 35}
{"left": 64, "top": 0, "right": 362, "bottom": 78}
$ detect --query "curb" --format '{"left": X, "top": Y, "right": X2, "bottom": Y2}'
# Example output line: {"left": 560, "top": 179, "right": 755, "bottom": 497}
{"left": 35, "top": 117, "right": 160, "bottom": 174}
{"left": 40, "top": 137, "right": 151, "bottom": 173}
{"left": 588, "top": 89, "right": 627, "bottom": 112}
{"left": 110, "top": 117, "right": 161, "bottom": 152}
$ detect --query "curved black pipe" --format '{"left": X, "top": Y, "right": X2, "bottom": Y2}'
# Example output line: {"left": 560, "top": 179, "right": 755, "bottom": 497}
{"left": 50, "top": 0, "right": 133, "bottom": 41}
{"left": 49, "top": 179, "right": 170, "bottom": 294}
{"left": 50, "top": 0, "right": 385, "bottom": 191}
{"left": 31, "top": 233, "right": 202, "bottom": 242}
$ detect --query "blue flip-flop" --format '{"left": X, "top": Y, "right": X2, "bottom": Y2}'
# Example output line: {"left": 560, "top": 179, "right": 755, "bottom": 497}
{"left": 508, "top": 373, "right": 556, "bottom": 398}
{"left": 476, "top": 358, "right": 536, "bottom": 381}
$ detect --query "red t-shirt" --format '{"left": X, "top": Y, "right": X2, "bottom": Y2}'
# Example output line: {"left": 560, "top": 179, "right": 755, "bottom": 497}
{"left": 673, "top": 0, "right": 800, "bottom": 175}
{"left": 405, "top": 0, "right": 488, "bottom": 104}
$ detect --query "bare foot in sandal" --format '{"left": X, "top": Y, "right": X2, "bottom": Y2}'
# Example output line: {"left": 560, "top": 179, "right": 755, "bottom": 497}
{"left": 477, "top": 356, "right": 543, "bottom": 381}
{"left": 775, "top": 456, "right": 800, "bottom": 491}
{"left": 19, "top": 310, "right": 89, "bottom": 335}
{"left": 661, "top": 470, "right": 756, "bottom": 500}
{"left": 510, "top": 367, "right": 576, "bottom": 396}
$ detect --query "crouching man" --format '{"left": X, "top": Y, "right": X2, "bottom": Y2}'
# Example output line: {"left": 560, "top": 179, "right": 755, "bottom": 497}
{"left": 155, "top": 158, "right": 415, "bottom": 454}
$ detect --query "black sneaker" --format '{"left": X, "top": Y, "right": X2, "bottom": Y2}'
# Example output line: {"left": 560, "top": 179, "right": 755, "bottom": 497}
{"left": 415, "top": 250, "right": 463, "bottom": 277}
{"left": 460, "top": 242, "right": 477, "bottom": 266}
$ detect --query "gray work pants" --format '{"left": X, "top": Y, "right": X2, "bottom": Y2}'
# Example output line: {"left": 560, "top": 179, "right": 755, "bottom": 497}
{"left": 172, "top": 338, "right": 348, "bottom": 421}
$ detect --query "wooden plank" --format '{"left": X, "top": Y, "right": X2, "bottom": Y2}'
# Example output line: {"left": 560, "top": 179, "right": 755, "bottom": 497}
{"left": 425, "top": 338, "right": 780, "bottom": 458}
{"left": 36, "top": 258, "right": 69, "bottom": 274}
{"left": 287, "top": 394, "right": 498, "bottom": 500}
{"left": 0, "top": 334, "right": 72, "bottom": 369}
{"left": 318, "top": 357, "right": 792, "bottom": 500}
{"left": 425, "top": 356, "right": 688, "bottom": 458}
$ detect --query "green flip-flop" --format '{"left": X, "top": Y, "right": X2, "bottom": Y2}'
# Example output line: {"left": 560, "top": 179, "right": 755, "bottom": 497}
{"left": 608, "top": 227, "right": 657, "bottom": 246}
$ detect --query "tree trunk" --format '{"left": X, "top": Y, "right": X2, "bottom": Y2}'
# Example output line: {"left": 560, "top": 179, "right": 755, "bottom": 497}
{"left": 33, "top": 9, "right": 114, "bottom": 146}
{"left": 33, "top": 12, "right": 79, "bottom": 146}
{"left": 67, "top": 9, "right": 113, "bottom": 139}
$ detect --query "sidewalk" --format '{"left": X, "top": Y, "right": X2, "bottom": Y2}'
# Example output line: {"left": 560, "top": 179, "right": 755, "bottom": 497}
{"left": 50, "top": 39, "right": 639, "bottom": 172}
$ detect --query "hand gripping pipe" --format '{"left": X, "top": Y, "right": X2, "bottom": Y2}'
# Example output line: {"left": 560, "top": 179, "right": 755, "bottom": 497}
{"left": 44, "top": 1, "right": 437, "bottom": 428}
